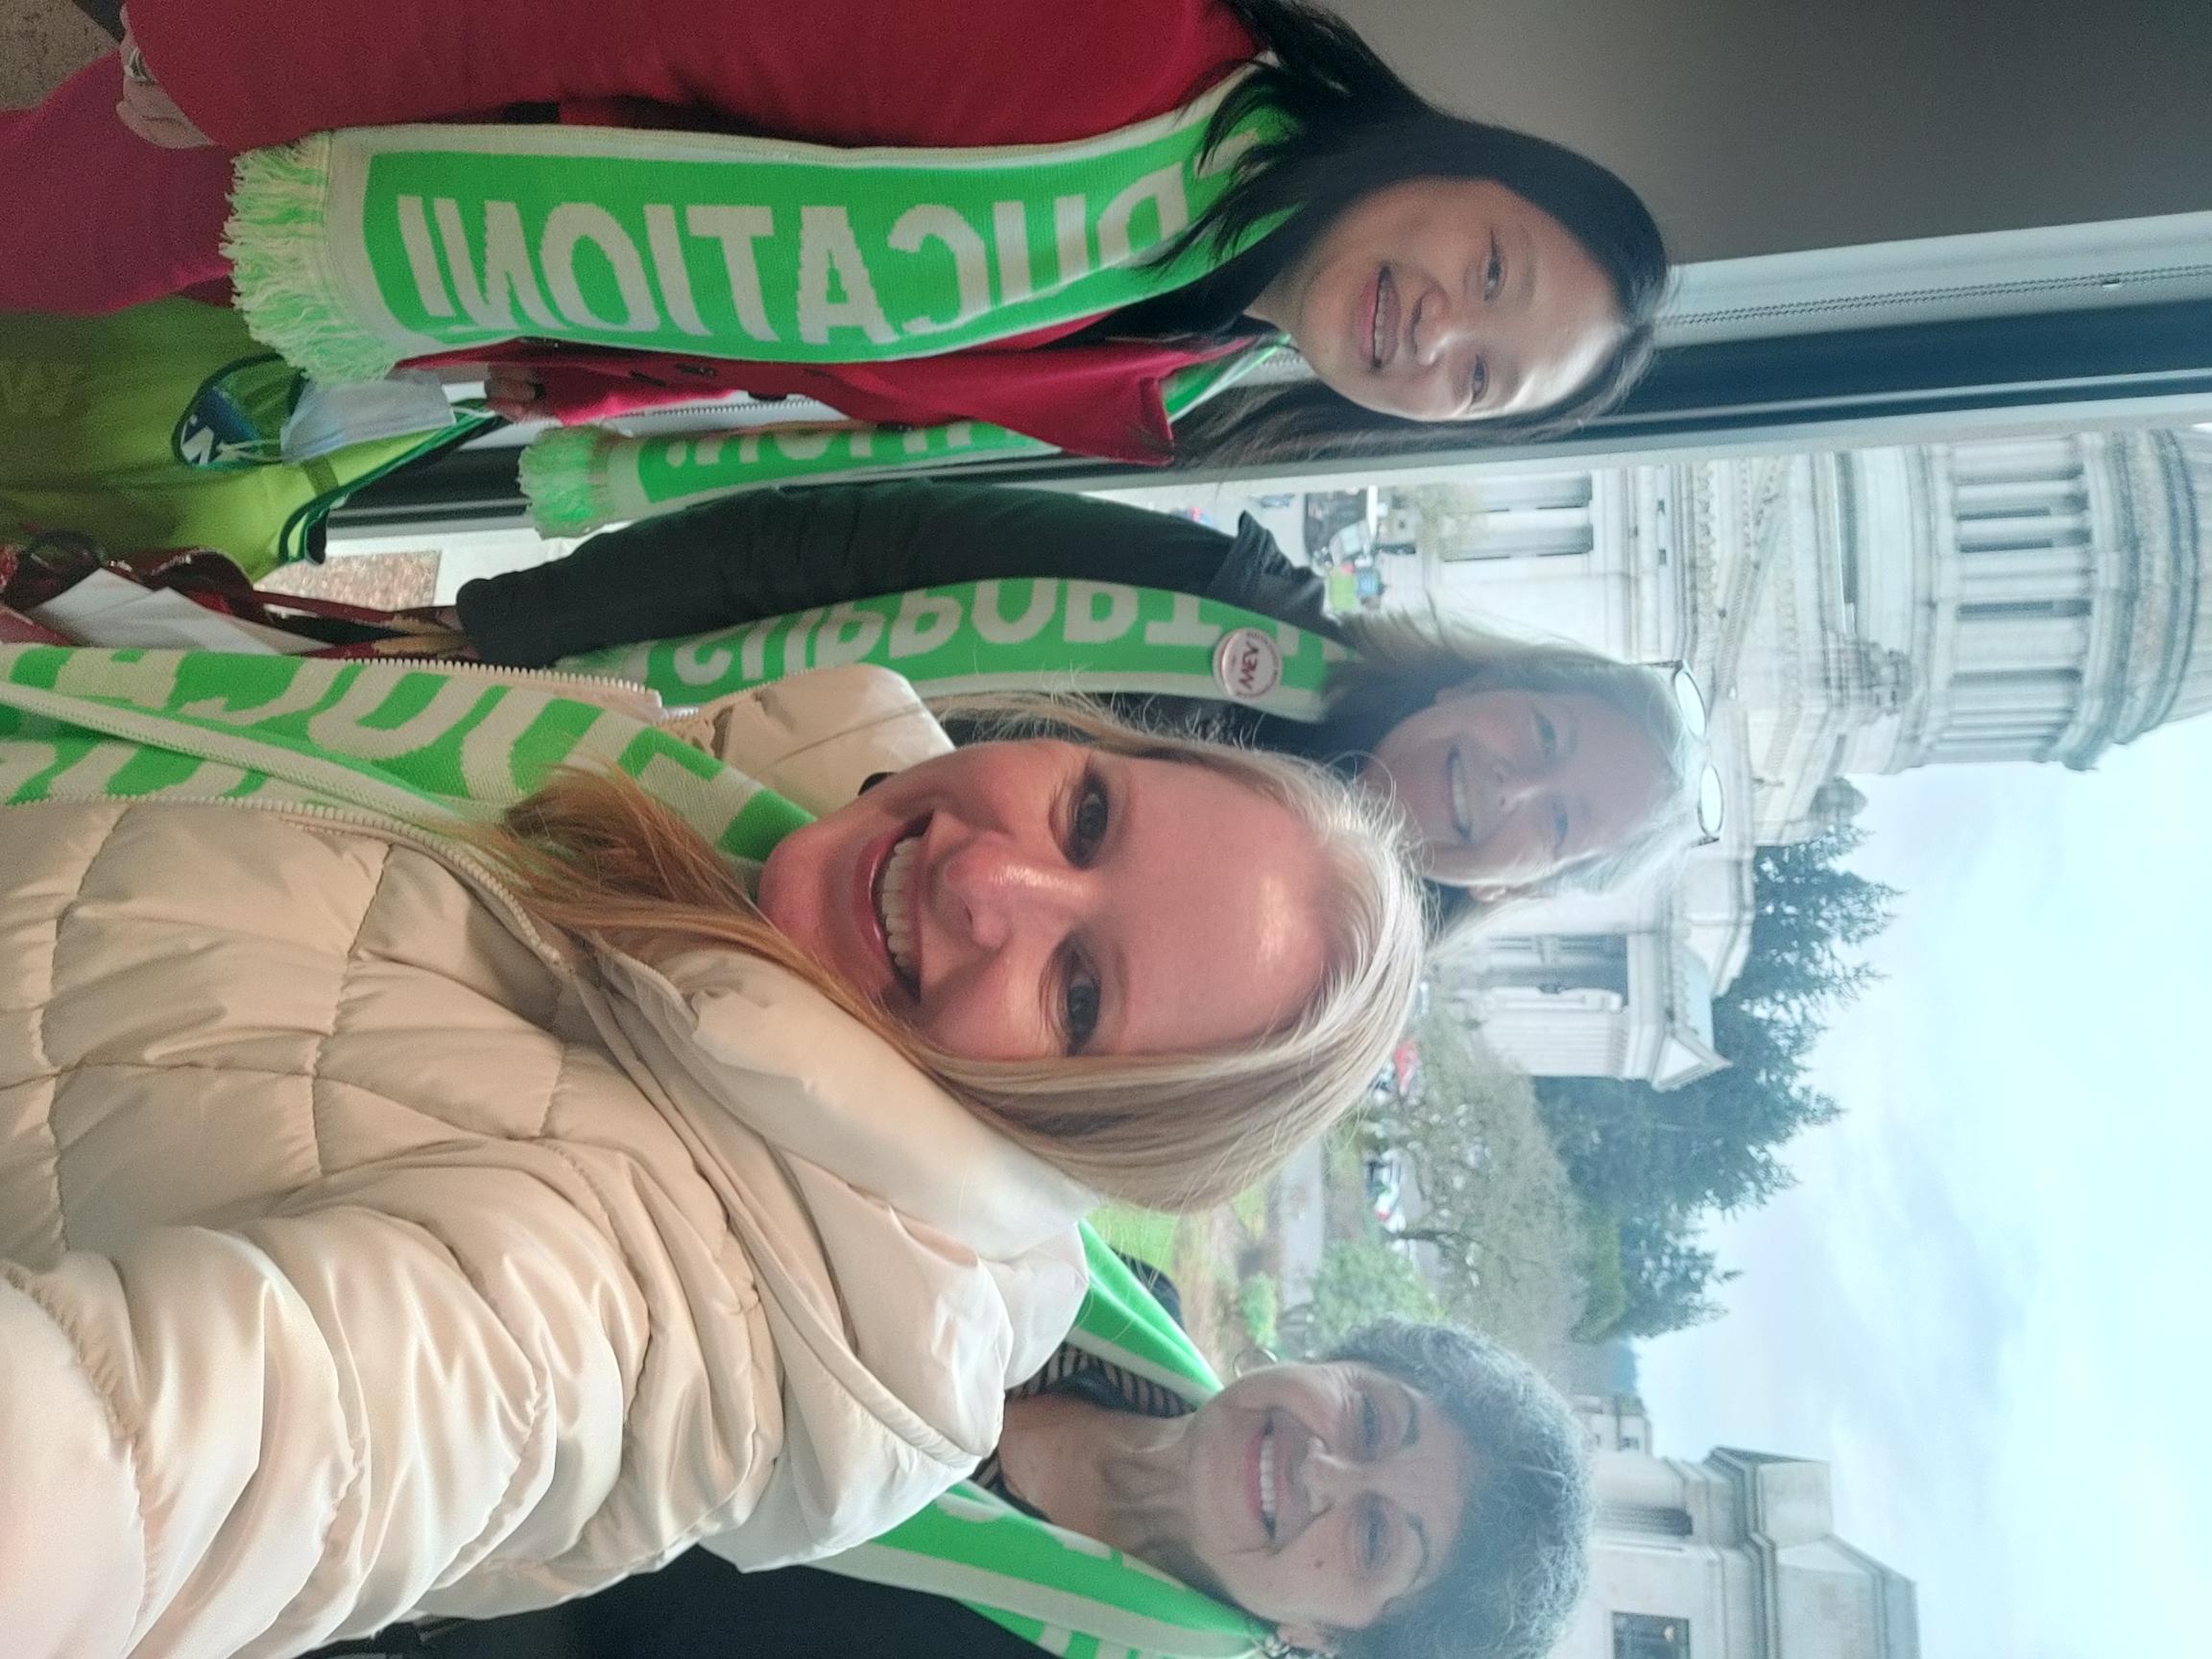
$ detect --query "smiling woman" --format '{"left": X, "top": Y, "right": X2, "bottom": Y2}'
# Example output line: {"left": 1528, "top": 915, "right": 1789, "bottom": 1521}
{"left": 758, "top": 741, "right": 1332, "bottom": 1063}
{"left": 0, "top": 0, "right": 1666, "bottom": 547}
{"left": 319, "top": 1305, "right": 1594, "bottom": 1659}
{"left": 448, "top": 476, "right": 1711, "bottom": 933}
{"left": 485, "top": 690, "right": 1429, "bottom": 1210}
{"left": 0, "top": 652, "right": 1428, "bottom": 1655}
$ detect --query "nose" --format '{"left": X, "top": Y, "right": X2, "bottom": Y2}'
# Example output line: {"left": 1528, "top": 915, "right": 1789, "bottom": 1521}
{"left": 1495, "top": 767, "right": 1542, "bottom": 814}
{"left": 933, "top": 831, "right": 1084, "bottom": 952}
{"left": 1298, "top": 1443, "right": 1365, "bottom": 1515}
{"left": 1415, "top": 289, "right": 1479, "bottom": 368}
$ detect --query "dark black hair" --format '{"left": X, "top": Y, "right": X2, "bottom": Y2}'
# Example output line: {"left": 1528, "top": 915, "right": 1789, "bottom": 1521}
{"left": 1160, "top": 0, "right": 1669, "bottom": 464}
{"left": 1327, "top": 1320, "right": 1593, "bottom": 1659}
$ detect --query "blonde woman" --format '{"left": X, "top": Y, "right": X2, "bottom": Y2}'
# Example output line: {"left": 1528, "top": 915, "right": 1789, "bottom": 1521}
{"left": 0, "top": 653, "right": 1423, "bottom": 1659}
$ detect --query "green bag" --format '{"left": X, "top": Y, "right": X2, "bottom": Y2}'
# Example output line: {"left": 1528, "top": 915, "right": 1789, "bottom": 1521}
{"left": 0, "top": 300, "right": 486, "bottom": 578}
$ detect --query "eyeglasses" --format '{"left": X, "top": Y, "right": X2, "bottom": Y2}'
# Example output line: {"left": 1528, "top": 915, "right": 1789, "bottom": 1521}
{"left": 1663, "top": 663, "right": 1727, "bottom": 846}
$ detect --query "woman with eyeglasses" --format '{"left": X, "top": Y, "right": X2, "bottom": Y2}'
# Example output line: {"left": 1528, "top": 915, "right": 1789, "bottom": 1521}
{"left": 452, "top": 476, "right": 1723, "bottom": 926}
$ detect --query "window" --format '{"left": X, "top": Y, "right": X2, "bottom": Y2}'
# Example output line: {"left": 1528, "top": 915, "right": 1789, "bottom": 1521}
{"left": 1614, "top": 1614, "right": 1691, "bottom": 1659}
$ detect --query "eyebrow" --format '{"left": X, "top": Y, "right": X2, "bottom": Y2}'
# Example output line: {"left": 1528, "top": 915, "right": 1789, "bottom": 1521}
{"left": 1400, "top": 1389, "right": 1432, "bottom": 1590}
{"left": 1090, "top": 757, "right": 1135, "bottom": 1055}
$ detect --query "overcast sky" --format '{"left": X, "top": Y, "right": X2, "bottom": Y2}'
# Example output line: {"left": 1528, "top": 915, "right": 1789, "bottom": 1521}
{"left": 1639, "top": 712, "right": 2212, "bottom": 1659}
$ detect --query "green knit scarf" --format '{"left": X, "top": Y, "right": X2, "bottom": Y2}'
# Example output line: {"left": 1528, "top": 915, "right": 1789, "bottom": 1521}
{"left": 0, "top": 648, "right": 805, "bottom": 860}
{"left": 825, "top": 1225, "right": 1263, "bottom": 1659}
{"left": 225, "top": 75, "right": 1279, "bottom": 389}
{"left": 560, "top": 578, "right": 1348, "bottom": 726}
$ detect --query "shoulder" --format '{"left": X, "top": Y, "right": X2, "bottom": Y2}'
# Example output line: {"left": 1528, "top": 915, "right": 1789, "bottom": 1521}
{"left": 1212, "top": 516, "right": 1339, "bottom": 637}
{"left": 682, "top": 664, "right": 954, "bottom": 817}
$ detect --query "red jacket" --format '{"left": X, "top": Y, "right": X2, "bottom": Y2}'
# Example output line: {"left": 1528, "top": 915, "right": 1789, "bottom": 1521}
{"left": 12, "top": 0, "right": 1260, "bottom": 462}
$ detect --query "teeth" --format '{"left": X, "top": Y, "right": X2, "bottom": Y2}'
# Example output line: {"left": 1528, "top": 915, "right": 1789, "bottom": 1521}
{"left": 1258, "top": 1424, "right": 1277, "bottom": 1532}
{"left": 877, "top": 834, "right": 922, "bottom": 982}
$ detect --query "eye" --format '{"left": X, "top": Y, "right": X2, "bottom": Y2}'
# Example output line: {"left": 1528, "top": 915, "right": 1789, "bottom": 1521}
{"left": 1360, "top": 1391, "right": 1384, "bottom": 1455}
{"left": 1360, "top": 1500, "right": 1390, "bottom": 1572}
{"left": 1069, "top": 771, "right": 1110, "bottom": 865}
{"left": 1062, "top": 957, "right": 1102, "bottom": 1055}
{"left": 1469, "top": 357, "right": 1489, "bottom": 410}
{"left": 1534, "top": 710, "right": 1559, "bottom": 764}
{"left": 1550, "top": 802, "right": 1572, "bottom": 857}
{"left": 1481, "top": 235, "right": 1504, "bottom": 301}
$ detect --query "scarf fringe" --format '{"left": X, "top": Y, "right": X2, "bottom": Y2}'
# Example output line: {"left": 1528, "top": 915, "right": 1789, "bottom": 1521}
{"left": 227, "top": 136, "right": 406, "bottom": 386}
{"left": 520, "top": 426, "right": 624, "bottom": 537}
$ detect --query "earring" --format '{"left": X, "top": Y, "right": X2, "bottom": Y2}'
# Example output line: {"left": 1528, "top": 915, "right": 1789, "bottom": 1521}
{"left": 1231, "top": 1344, "right": 1280, "bottom": 1379}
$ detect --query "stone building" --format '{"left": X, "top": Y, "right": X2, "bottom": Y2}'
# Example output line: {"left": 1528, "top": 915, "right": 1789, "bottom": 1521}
{"left": 1400, "top": 424, "right": 2212, "bottom": 1080}
{"left": 1562, "top": 1440, "right": 1920, "bottom": 1659}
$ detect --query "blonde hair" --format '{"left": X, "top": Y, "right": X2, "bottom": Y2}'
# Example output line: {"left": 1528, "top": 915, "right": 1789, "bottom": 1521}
{"left": 471, "top": 700, "right": 1428, "bottom": 1213}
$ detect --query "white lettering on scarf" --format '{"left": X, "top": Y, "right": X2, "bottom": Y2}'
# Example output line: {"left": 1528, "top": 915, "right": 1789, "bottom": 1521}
{"left": 974, "top": 579, "right": 1060, "bottom": 645}
{"left": 686, "top": 206, "right": 780, "bottom": 342}
{"left": 541, "top": 204, "right": 660, "bottom": 332}
{"left": 1064, "top": 581, "right": 1139, "bottom": 644}
{"left": 796, "top": 206, "right": 898, "bottom": 345}
{"left": 889, "top": 205, "right": 992, "bottom": 335}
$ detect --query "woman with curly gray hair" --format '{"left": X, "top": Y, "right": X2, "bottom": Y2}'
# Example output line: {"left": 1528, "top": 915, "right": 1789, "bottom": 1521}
{"left": 311, "top": 1311, "right": 1591, "bottom": 1659}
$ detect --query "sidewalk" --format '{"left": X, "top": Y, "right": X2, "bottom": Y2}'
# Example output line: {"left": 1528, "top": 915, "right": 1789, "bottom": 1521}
{"left": 1, "top": 1, "right": 108, "bottom": 110}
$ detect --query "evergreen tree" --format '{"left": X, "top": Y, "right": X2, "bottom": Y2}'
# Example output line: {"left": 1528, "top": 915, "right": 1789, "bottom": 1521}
{"left": 1533, "top": 825, "right": 1897, "bottom": 1337}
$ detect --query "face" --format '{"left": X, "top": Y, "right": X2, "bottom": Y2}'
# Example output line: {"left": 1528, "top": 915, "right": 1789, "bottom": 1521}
{"left": 756, "top": 740, "right": 1331, "bottom": 1063}
{"left": 1168, "top": 1360, "right": 1475, "bottom": 1649}
{"left": 1251, "top": 178, "right": 1623, "bottom": 424}
{"left": 1363, "top": 687, "right": 1673, "bottom": 892}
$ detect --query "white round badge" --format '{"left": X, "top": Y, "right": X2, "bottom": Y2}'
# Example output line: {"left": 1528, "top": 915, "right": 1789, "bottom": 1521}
{"left": 1212, "top": 626, "right": 1284, "bottom": 701}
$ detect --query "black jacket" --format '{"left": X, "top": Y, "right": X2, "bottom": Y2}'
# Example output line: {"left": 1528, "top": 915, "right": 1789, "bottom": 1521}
{"left": 459, "top": 478, "right": 1341, "bottom": 724}
{"left": 322, "top": 1552, "right": 1045, "bottom": 1659}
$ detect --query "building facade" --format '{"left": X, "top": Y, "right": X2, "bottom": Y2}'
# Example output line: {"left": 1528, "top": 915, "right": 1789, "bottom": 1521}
{"left": 1386, "top": 425, "right": 2211, "bottom": 1080}
{"left": 1561, "top": 1442, "right": 1921, "bottom": 1659}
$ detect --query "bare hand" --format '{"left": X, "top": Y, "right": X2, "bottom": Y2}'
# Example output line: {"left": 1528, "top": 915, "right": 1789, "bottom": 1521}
{"left": 116, "top": 12, "right": 213, "bottom": 149}
{"left": 484, "top": 367, "right": 551, "bottom": 423}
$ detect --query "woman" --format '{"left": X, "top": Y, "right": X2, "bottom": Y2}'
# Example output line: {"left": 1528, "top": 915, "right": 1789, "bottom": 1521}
{"left": 2, "top": 0, "right": 1668, "bottom": 522}
{"left": 0, "top": 650, "right": 1423, "bottom": 1657}
{"left": 452, "top": 477, "right": 1717, "bottom": 918}
{"left": 313, "top": 1244, "right": 1592, "bottom": 1659}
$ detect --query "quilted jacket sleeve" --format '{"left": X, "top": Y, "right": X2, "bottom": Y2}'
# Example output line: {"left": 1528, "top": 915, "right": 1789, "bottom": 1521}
{"left": 0, "top": 1153, "right": 752, "bottom": 1659}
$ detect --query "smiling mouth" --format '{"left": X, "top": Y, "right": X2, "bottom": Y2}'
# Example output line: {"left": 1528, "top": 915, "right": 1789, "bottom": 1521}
{"left": 871, "top": 826, "right": 925, "bottom": 996}
{"left": 1448, "top": 748, "right": 1474, "bottom": 841}
{"left": 1368, "top": 267, "right": 1401, "bottom": 373}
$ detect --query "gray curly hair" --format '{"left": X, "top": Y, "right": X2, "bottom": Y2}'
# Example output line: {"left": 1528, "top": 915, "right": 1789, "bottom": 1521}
{"left": 1327, "top": 1320, "right": 1593, "bottom": 1659}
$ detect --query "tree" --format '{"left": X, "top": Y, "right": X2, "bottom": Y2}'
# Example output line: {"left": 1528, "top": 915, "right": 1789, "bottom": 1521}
{"left": 1606, "top": 1215, "right": 1738, "bottom": 1339}
{"left": 1294, "top": 1235, "right": 1441, "bottom": 1357}
{"left": 1530, "top": 826, "right": 1896, "bottom": 1336}
{"left": 1358, "top": 1012, "right": 1587, "bottom": 1359}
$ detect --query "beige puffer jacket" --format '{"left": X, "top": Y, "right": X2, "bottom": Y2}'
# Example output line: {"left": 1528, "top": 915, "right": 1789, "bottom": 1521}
{"left": 0, "top": 669, "right": 1090, "bottom": 1659}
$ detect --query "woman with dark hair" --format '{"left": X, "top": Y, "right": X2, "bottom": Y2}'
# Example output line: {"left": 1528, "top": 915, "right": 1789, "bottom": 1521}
{"left": 303, "top": 1242, "right": 1592, "bottom": 1659}
{"left": 451, "top": 477, "right": 1719, "bottom": 926}
{"left": 1, "top": 0, "right": 1668, "bottom": 527}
